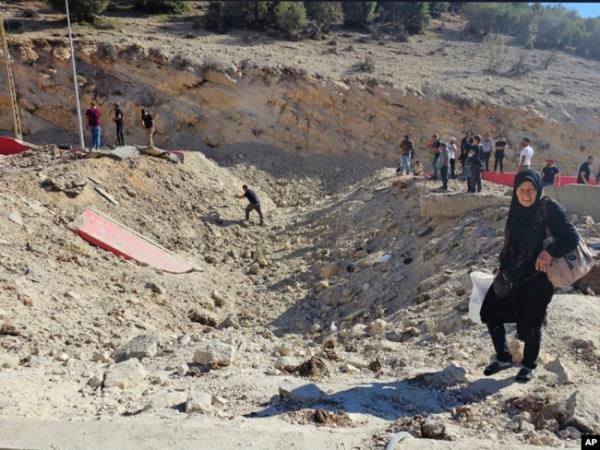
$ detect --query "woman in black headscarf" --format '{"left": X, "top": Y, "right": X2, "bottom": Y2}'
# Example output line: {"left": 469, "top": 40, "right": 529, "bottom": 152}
{"left": 480, "top": 169, "right": 579, "bottom": 382}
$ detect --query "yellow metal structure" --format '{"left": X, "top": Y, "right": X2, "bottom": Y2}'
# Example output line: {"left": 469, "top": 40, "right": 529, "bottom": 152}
{"left": 0, "top": 13, "right": 23, "bottom": 140}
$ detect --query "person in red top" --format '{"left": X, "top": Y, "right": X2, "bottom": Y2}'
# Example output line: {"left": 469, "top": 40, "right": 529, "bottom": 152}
{"left": 85, "top": 102, "right": 103, "bottom": 150}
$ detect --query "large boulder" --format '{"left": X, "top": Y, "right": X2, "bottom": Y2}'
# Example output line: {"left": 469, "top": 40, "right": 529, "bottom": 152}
{"left": 193, "top": 341, "right": 235, "bottom": 367}
{"left": 103, "top": 359, "right": 146, "bottom": 389}
{"left": 564, "top": 386, "right": 600, "bottom": 433}
{"left": 113, "top": 335, "right": 159, "bottom": 363}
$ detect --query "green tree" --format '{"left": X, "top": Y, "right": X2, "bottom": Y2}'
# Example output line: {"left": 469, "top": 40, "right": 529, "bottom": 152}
{"left": 429, "top": 2, "right": 449, "bottom": 19}
{"left": 304, "top": 1, "right": 342, "bottom": 31}
{"left": 341, "top": 1, "right": 377, "bottom": 28}
{"left": 276, "top": 1, "right": 307, "bottom": 40}
{"left": 46, "top": 0, "right": 109, "bottom": 22}
{"left": 379, "top": 2, "right": 430, "bottom": 35}
{"left": 205, "top": 1, "right": 229, "bottom": 33}
{"left": 134, "top": 0, "right": 189, "bottom": 14}
{"left": 205, "top": 1, "right": 269, "bottom": 31}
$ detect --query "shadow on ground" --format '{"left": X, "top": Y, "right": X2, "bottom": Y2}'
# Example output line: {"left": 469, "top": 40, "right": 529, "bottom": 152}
{"left": 246, "top": 372, "right": 515, "bottom": 421}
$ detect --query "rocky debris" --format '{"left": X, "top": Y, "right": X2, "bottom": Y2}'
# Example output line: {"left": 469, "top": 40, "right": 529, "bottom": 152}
{"left": 113, "top": 335, "right": 159, "bottom": 363}
{"left": 8, "top": 211, "right": 23, "bottom": 226}
{"left": 248, "top": 262, "right": 261, "bottom": 275}
{"left": 564, "top": 386, "right": 600, "bottom": 434}
{"left": 368, "top": 319, "right": 387, "bottom": 336}
{"left": 421, "top": 416, "right": 447, "bottom": 440}
{"left": 544, "top": 358, "right": 573, "bottom": 384}
{"left": 87, "top": 374, "right": 104, "bottom": 388}
{"left": 0, "top": 352, "right": 19, "bottom": 369}
{"left": 184, "top": 391, "right": 213, "bottom": 414}
{"left": 145, "top": 282, "right": 165, "bottom": 295}
{"left": 319, "top": 263, "right": 340, "bottom": 280}
{"left": 413, "top": 363, "right": 468, "bottom": 388}
{"left": 279, "top": 379, "right": 325, "bottom": 404}
{"left": 211, "top": 290, "right": 227, "bottom": 308}
{"left": 0, "top": 322, "right": 22, "bottom": 337}
{"left": 420, "top": 192, "right": 509, "bottom": 220}
{"left": 103, "top": 359, "right": 146, "bottom": 389}
{"left": 312, "top": 409, "right": 353, "bottom": 427}
{"left": 176, "top": 363, "right": 189, "bottom": 377}
{"left": 193, "top": 341, "right": 235, "bottom": 367}
{"left": 144, "top": 391, "right": 187, "bottom": 411}
{"left": 92, "top": 351, "right": 111, "bottom": 363}
{"left": 40, "top": 174, "right": 87, "bottom": 197}
{"left": 188, "top": 309, "right": 218, "bottom": 327}
{"left": 282, "top": 356, "right": 329, "bottom": 380}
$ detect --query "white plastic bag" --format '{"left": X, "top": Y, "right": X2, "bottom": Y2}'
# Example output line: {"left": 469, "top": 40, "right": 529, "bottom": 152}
{"left": 468, "top": 271, "right": 494, "bottom": 324}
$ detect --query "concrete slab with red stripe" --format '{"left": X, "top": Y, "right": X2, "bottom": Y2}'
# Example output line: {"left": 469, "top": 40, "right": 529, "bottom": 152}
{"left": 69, "top": 208, "right": 194, "bottom": 274}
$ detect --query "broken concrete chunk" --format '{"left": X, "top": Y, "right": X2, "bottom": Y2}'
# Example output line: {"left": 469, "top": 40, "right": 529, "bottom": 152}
{"left": 103, "top": 359, "right": 146, "bottom": 389}
{"left": 544, "top": 358, "right": 573, "bottom": 385}
{"left": 185, "top": 391, "right": 213, "bottom": 413}
{"left": 564, "top": 386, "right": 600, "bottom": 434}
{"left": 193, "top": 342, "right": 234, "bottom": 367}
{"left": 278, "top": 379, "right": 325, "bottom": 404}
{"left": 113, "top": 335, "right": 158, "bottom": 362}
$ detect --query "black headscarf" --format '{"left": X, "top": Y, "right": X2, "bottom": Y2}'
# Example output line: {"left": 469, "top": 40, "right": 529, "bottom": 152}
{"left": 506, "top": 169, "right": 543, "bottom": 233}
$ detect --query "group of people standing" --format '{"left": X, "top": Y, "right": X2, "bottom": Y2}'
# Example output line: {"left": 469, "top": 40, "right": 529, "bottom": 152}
{"left": 397, "top": 131, "right": 535, "bottom": 193}
{"left": 84, "top": 102, "right": 155, "bottom": 150}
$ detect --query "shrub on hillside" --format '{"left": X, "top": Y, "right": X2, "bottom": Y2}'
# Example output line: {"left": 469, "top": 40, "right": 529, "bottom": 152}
{"left": 134, "top": 0, "right": 189, "bottom": 14}
{"left": 204, "top": 1, "right": 269, "bottom": 32}
{"left": 204, "top": 1, "right": 229, "bottom": 33}
{"left": 378, "top": 2, "right": 429, "bottom": 35}
{"left": 304, "top": 1, "right": 342, "bottom": 32}
{"left": 276, "top": 2, "right": 307, "bottom": 40}
{"left": 341, "top": 1, "right": 376, "bottom": 28}
{"left": 46, "top": 0, "right": 109, "bottom": 22}
{"left": 429, "top": 2, "right": 449, "bottom": 19}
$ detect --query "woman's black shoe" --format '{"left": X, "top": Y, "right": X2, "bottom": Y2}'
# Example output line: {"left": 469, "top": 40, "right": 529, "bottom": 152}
{"left": 483, "top": 360, "right": 513, "bottom": 376}
{"left": 516, "top": 367, "right": 534, "bottom": 383}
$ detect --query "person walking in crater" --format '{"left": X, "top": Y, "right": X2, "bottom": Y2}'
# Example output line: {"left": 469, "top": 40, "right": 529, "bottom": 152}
{"left": 480, "top": 170, "right": 579, "bottom": 382}
{"left": 235, "top": 185, "right": 264, "bottom": 226}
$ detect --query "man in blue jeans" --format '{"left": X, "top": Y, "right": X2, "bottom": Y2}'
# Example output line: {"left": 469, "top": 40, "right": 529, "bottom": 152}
{"left": 397, "top": 135, "right": 413, "bottom": 175}
{"left": 85, "top": 102, "right": 103, "bottom": 150}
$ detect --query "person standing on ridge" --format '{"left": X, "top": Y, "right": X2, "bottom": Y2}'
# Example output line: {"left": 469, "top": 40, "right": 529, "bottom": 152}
{"left": 482, "top": 132, "right": 495, "bottom": 172}
{"left": 481, "top": 170, "right": 579, "bottom": 382}
{"left": 577, "top": 156, "right": 593, "bottom": 185}
{"left": 397, "top": 135, "right": 414, "bottom": 176}
{"left": 467, "top": 135, "right": 484, "bottom": 193}
{"left": 459, "top": 130, "right": 473, "bottom": 180}
{"left": 85, "top": 102, "right": 102, "bottom": 150}
{"left": 113, "top": 103, "right": 125, "bottom": 147}
{"left": 141, "top": 108, "right": 155, "bottom": 148}
{"left": 448, "top": 136, "right": 457, "bottom": 179}
{"left": 235, "top": 185, "right": 264, "bottom": 225}
{"left": 541, "top": 160, "right": 560, "bottom": 187}
{"left": 518, "top": 138, "right": 534, "bottom": 172}
{"left": 494, "top": 135, "right": 507, "bottom": 172}
{"left": 439, "top": 141, "right": 450, "bottom": 191}
{"left": 429, "top": 133, "right": 441, "bottom": 180}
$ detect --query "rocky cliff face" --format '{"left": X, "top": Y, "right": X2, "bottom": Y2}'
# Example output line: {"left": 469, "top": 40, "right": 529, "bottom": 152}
{"left": 2, "top": 38, "right": 599, "bottom": 172}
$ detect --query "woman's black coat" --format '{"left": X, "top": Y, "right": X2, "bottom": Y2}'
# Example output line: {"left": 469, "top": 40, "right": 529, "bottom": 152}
{"left": 480, "top": 196, "right": 579, "bottom": 331}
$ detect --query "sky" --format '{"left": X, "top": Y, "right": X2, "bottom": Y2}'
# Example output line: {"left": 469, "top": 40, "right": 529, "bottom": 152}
{"left": 544, "top": 3, "right": 600, "bottom": 18}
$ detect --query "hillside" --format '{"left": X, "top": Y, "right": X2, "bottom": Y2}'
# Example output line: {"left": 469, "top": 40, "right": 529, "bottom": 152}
{"left": 0, "top": 2, "right": 599, "bottom": 450}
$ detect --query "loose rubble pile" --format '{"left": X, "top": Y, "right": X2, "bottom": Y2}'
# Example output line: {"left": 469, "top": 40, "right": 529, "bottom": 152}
{"left": 0, "top": 146, "right": 598, "bottom": 449}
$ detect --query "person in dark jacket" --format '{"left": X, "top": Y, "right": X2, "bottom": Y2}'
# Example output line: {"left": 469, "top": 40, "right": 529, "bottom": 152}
{"left": 235, "top": 185, "right": 264, "bottom": 225}
{"left": 480, "top": 169, "right": 579, "bottom": 382}
{"left": 466, "top": 135, "right": 483, "bottom": 193}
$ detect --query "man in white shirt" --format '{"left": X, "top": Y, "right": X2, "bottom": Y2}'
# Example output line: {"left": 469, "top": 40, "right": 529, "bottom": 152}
{"left": 518, "top": 138, "right": 534, "bottom": 172}
{"left": 481, "top": 132, "right": 495, "bottom": 172}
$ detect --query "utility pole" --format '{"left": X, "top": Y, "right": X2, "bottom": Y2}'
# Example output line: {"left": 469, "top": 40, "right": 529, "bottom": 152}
{"left": 65, "top": 0, "right": 85, "bottom": 149}
{"left": 0, "top": 13, "right": 23, "bottom": 140}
